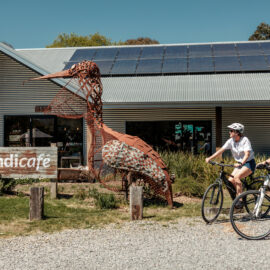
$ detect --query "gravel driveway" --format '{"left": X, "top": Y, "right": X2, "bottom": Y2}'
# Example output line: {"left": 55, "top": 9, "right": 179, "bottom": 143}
{"left": 0, "top": 218, "right": 269, "bottom": 270}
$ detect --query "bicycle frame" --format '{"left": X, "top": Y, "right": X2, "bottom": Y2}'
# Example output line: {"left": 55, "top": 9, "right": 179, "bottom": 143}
{"left": 211, "top": 161, "right": 264, "bottom": 201}
{"left": 254, "top": 174, "right": 270, "bottom": 217}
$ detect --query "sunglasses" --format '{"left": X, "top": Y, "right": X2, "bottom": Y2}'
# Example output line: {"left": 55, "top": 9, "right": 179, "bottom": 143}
{"left": 229, "top": 130, "right": 235, "bottom": 133}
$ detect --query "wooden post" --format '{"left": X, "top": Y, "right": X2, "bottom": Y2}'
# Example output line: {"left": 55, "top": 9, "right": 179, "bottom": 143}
{"left": 216, "top": 106, "right": 222, "bottom": 149}
{"left": 29, "top": 187, "right": 44, "bottom": 221}
{"left": 130, "top": 186, "right": 143, "bottom": 220}
{"left": 50, "top": 179, "right": 58, "bottom": 199}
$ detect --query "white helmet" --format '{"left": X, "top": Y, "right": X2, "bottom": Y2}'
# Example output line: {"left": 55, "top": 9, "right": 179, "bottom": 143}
{"left": 227, "top": 123, "right": 244, "bottom": 134}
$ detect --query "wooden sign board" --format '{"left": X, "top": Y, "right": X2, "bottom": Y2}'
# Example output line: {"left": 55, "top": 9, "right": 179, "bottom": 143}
{"left": 0, "top": 147, "right": 57, "bottom": 179}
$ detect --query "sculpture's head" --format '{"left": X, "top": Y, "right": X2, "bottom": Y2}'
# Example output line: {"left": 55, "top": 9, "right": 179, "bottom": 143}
{"left": 28, "top": 60, "right": 103, "bottom": 122}
{"left": 30, "top": 60, "right": 101, "bottom": 81}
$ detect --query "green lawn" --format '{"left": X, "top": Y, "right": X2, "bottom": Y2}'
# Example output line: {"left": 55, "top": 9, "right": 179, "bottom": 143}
{"left": 0, "top": 182, "right": 203, "bottom": 238}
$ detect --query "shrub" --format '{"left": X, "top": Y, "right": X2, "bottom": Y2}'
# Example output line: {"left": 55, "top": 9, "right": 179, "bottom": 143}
{"left": 173, "top": 177, "right": 205, "bottom": 197}
{"left": 88, "top": 188, "right": 118, "bottom": 209}
{"left": 160, "top": 151, "right": 268, "bottom": 198}
{"left": 74, "top": 188, "right": 87, "bottom": 200}
{"left": 0, "top": 178, "right": 16, "bottom": 195}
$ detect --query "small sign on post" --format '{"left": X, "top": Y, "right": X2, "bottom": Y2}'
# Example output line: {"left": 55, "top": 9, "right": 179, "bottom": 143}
{"left": 130, "top": 186, "right": 143, "bottom": 220}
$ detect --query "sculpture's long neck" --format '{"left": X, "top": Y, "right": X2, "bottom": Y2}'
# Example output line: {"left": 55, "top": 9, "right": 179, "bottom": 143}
{"left": 78, "top": 75, "right": 103, "bottom": 124}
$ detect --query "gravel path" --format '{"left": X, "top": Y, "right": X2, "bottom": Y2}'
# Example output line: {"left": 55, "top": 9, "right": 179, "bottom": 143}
{"left": 0, "top": 218, "right": 269, "bottom": 270}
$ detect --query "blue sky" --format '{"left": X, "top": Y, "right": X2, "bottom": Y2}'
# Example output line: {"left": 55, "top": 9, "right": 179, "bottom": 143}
{"left": 1, "top": 0, "right": 270, "bottom": 49}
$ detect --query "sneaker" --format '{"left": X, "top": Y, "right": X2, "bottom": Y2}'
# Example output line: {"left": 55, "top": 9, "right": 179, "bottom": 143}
{"left": 235, "top": 200, "right": 244, "bottom": 209}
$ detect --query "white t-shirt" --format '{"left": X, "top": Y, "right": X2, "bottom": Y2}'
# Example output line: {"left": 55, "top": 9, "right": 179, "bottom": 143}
{"left": 222, "top": 136, "right": 254, "bottom": 162}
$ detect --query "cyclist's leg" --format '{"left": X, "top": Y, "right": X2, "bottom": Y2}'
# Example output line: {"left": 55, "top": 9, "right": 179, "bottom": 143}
{"left": 228, "top": 168, "right": 239, "bottom": 192}
{"left": 232, "top": 166, "right": 252, "bottom": 196}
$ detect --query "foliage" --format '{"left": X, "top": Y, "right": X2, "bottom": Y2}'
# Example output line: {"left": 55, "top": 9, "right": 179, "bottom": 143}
{"left": 0, "top": 179, "right": 16, "bottom": 195}
{"left": 124, "top": 37, "right": 159, "bottom": 45}
{"left": 46, "top": 32, "right": 113, "bottom": 48}
{"left": 160, "top": 151, "right": 219, "bottom": 197}
{"left": 88, "top": 188, "right": 118, "bottom": 209}
{"left": 249, "top": 22, "right": 270, "bottom": 40}
{"left": 74, "top": 188, "right": 87, "bottom": 200}
{"left": 160, "top": 151, "right": 268, "bottom": 198}
{"left": 0, "top": 178, "right": 49, "bottom": 196}
{"left": 46, "top": 32, "right": 160, "bottom": 48}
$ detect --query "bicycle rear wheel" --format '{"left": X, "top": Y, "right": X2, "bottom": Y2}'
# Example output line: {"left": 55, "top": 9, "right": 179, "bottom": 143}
{"left": 230, "top": 190, "right": 270, "bottom": 240}
{"left": 201, "top": 183, "right": 223, "bottom": 224}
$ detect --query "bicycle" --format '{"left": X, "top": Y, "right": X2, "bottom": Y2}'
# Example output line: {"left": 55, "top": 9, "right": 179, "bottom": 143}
{"left": 201, "top": 161, "right": 264, "bottom": 224}
{"left": 230, "top": 163, "right": 270, "bottom": 240}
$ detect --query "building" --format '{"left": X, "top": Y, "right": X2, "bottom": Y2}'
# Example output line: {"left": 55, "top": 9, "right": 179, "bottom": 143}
{"left": 1, "top": 40, "right": 270, "bottom": 165}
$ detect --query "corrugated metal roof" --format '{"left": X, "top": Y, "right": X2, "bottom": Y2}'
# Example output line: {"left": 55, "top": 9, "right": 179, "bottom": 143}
{"left": 101, "top": 73, "right": 270, "bottom": 104}
{"left": 2, "top": 42, "right": 270, "bottom": 106}
{"left": 0, "top": 42, "right": 83, "bottom": 99}
{"left": 16, "top": 48, "right": 76, "bottom": 73}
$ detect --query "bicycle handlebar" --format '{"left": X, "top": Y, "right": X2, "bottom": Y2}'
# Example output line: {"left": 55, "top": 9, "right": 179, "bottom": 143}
{"left": 208, "top": 160, "right": 235, "bottom": 168}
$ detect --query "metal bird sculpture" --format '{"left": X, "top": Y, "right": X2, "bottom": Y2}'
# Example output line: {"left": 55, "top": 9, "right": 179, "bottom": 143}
{"left": 30, "top": 61, "right": 173, "bottom": 206}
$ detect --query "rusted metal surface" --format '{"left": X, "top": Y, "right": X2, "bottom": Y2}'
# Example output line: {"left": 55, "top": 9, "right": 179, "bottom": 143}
{"left": 0, "top": 147, "right": 57, "bottom": 179}
{"left": 29, "top": 61, "right": 173, "bottom": 206}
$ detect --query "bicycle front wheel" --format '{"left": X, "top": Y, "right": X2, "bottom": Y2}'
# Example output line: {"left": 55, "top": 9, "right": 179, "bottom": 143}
{"left": 201, "top": 183, "right": 223, "bottom": 224}
{"left": 230, "top": 190, "right": 270, "bottom": 240}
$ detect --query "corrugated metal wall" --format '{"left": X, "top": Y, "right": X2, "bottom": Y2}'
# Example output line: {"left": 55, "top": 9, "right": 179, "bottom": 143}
{"left": 223, "top": 107, "right": 270, "bottom": 155}
{"left": 103, "top": 107, "right": 217, "bottom": 150}
{"left": 0, "top": 52, "right": 87, "bottom": 161}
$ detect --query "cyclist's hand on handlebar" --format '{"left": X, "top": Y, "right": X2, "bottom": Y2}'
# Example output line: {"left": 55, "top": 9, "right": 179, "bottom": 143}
{"left": 257, "top": 161, "right": 266, "bottom": 166}
{"left": 205, "top": 157, "right": 211, "bottom": 163}
{"left": 234, "top": 163, "right": 242, "bottom": 168}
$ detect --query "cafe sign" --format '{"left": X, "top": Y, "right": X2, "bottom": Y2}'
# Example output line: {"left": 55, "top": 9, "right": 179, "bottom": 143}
{"left": 0, "top": 147, "right": 57, "bottom": 179}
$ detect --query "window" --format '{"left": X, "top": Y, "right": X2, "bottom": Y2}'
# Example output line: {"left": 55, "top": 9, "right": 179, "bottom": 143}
{"left": 4, "top": 115, "right": 83, "bottom": 166}
{"left": 126, "top": 121, "right": 212, "bottom": 154}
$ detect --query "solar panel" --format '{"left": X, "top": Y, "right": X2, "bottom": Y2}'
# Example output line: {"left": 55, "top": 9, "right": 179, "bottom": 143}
{"left": 94, "top": 60, "right": 114, "bottom": 75}
{"left": 213, "top": 44, "right": 237, "bottom": 56}
{"left": 111, "top": 60, "right": 137, "bottom": 75}
{"left": 260, "top": 42, "right": 270, "bottom": 55}
{"left": 63, "top": 62, "right": 74, "bottom": 70}
{"left": 117, "top": 47, "right": 141, "bottom": 60}
{"left": 214, "top": 56, "right": 241, "bottom": 72}
{"left": 189, "top": 45, "right": 212, "bottom": 57}
{"left": 136, "top": 59, "right": 162, "bottom": 74}
{"left": 63, "top": 42, "right": 270, "bottom": 75}
{"left": 265, "top": 55, "right": 270, "bottom": 65}
{"left": 140, "top": 47, "right": 164, "bottom": 59}
{"left": 164, "top": 46, "right": 187, "bottom": 58}
{"left": 239, "top": 55, "right": 269, "bottom": 71}
{"left": 69, "top": 49, "right": 96, "bottom": 62}
{"left": 162, "top": 58, "right": 187, "bottom": 73}
{"left": 92, "top": 48, "right": 118, "bottom": 61}
{"left": 236, "top": 43, "right": 263, "bottom": 56}
{"left": 188, "top": 57, "right": 214, "bottom": 73}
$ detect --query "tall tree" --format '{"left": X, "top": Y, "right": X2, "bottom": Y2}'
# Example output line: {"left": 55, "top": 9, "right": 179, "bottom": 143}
{"left": 124, "top": 37, "right": 159, "bottom": 45}
{"left": 46, "top": 32, "right": 112, "bottom": 48}
{"left": 249, "top": 22, "right": 270, "bottom": 40}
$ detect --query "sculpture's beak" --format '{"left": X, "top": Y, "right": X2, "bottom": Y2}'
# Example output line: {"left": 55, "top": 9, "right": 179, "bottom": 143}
{"left": 30, "top": 69, "right": 71, "bottom": 80}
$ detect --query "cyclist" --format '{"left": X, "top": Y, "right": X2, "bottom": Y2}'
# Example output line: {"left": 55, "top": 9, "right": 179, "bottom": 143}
{"left": 205, "top": 123, "right": 255, "bottom": 208}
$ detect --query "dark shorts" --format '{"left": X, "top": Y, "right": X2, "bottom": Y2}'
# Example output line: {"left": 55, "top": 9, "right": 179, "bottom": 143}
{"left": 243, "top": 159, "right": 256, "bottom": 173}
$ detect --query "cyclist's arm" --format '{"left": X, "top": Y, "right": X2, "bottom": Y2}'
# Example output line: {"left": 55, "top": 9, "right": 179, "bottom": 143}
{"left": 258, "top": 158, "right": 270, "bottom": 166}
{"left": 236, "top": 151, "right": 250, "bottom": 167}
{"left": 205, "top": 148, "right": 225, "bottom": 163}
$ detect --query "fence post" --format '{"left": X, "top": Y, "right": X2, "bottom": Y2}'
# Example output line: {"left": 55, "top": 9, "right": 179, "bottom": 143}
{"left": 50, "top": 179, "right": 58, "bottom": 199}
{"left": 29, "top": 187, "right": 44, "bottom": 221}
{"left": 130, "top": 186, "right": 143, "bottom": 220}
